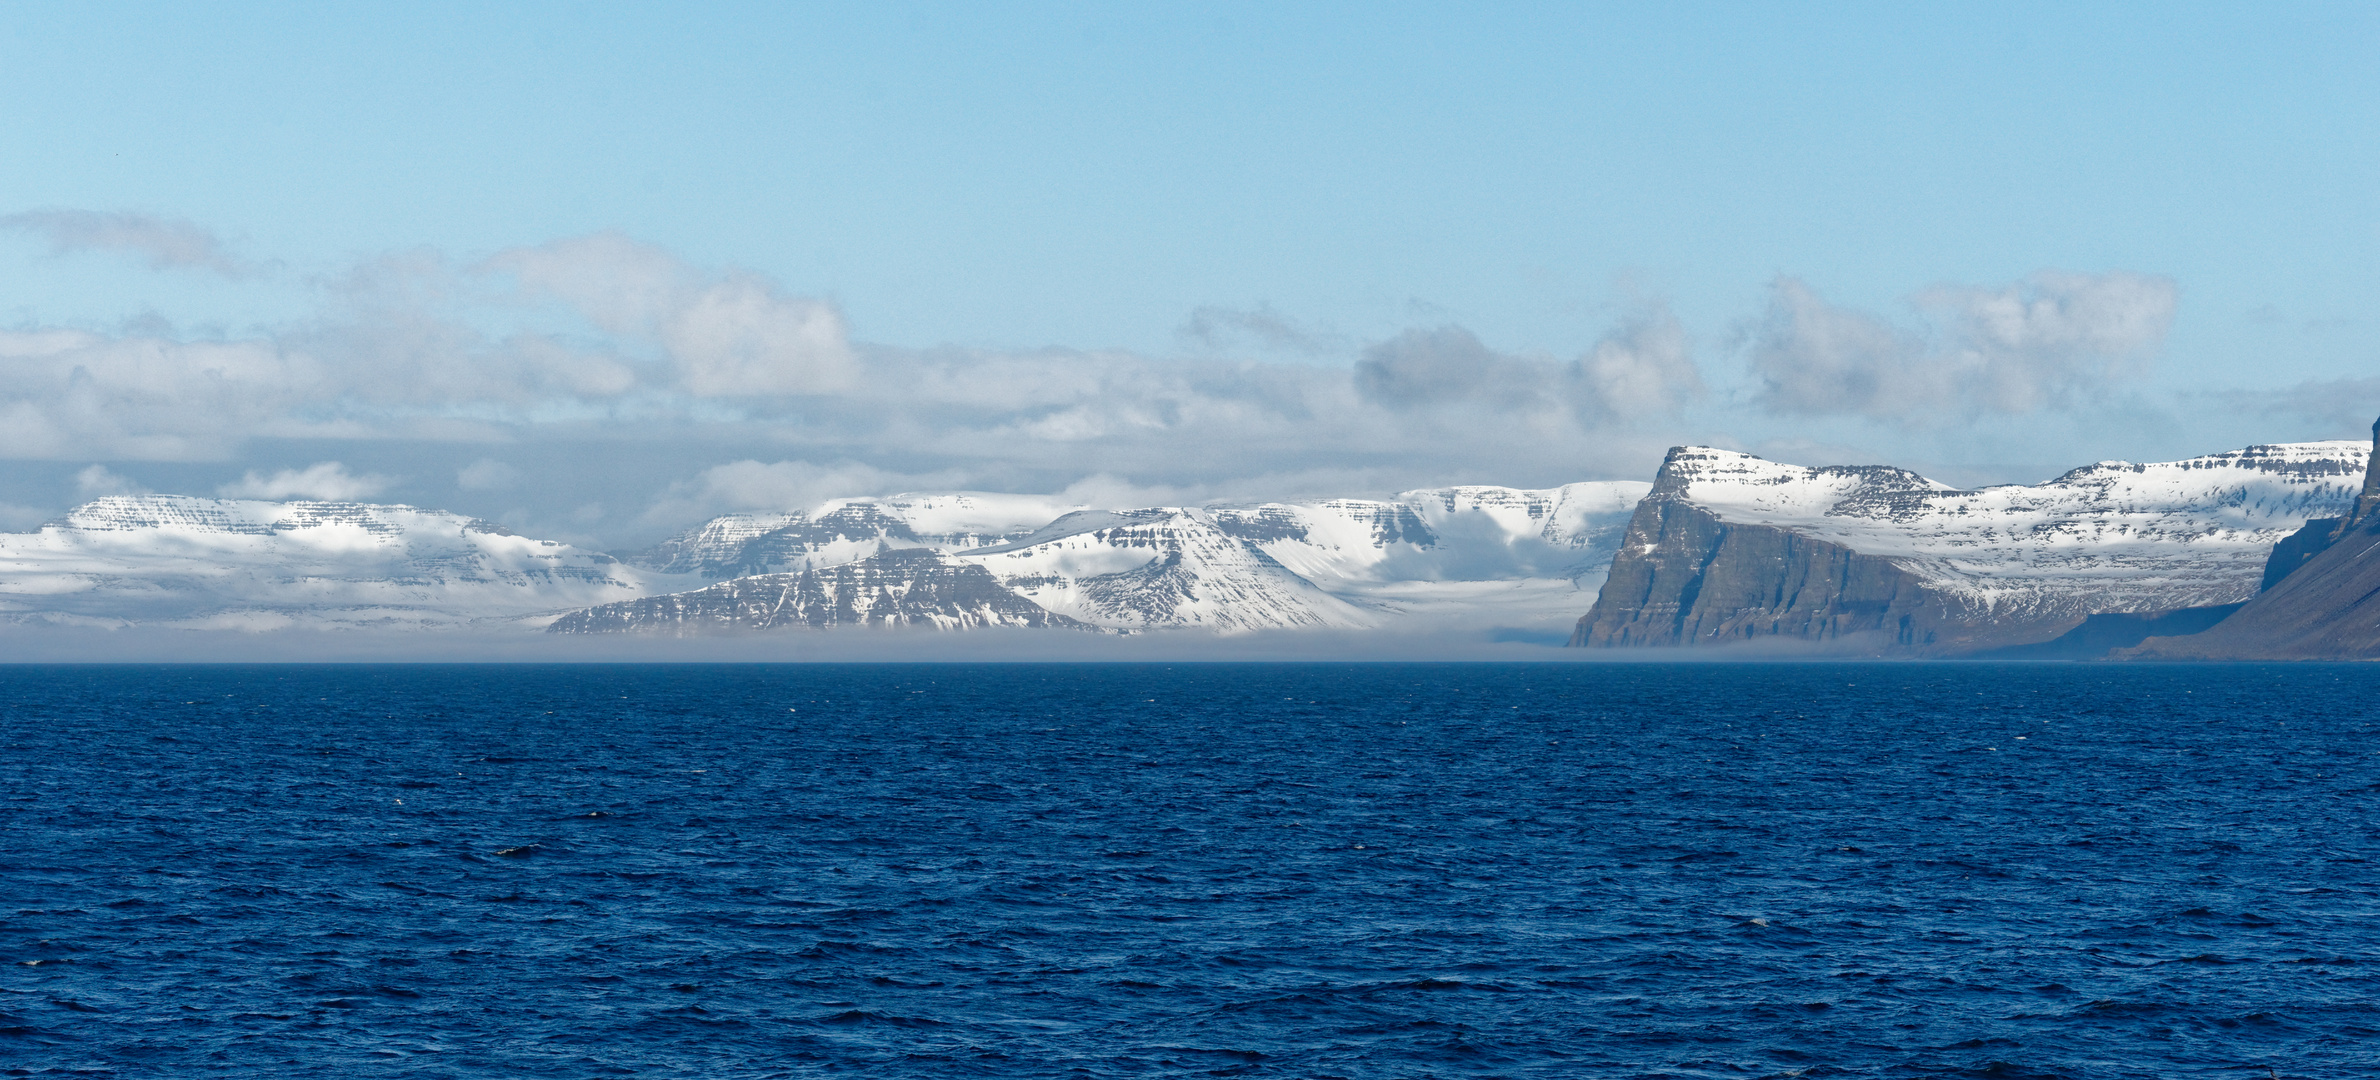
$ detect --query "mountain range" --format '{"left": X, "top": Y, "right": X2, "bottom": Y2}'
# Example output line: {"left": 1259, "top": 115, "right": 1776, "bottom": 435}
{"left": 0, "top": 483, "right": 1644, "bottom": 641}
{"left": 2121, "top": 419, "right": 2380, "bottom": 660}
{"left": 1572, "top": 441, "right": 2367, "bottom": 655}
{"left": 7, "top": 431, "right": 2379, "bottom": 658}
{"left": 584, "top": 483, "right": 1645, "bottom": 635}
{"left": 0, "top": 496, "right": 658, "bottom": 631}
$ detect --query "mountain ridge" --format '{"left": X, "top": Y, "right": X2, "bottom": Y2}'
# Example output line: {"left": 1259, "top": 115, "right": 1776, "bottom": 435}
{"left": 0, "top": 494, "right": 666, "bottom": 630}
{"left": 2122, "top": 420, "right": 2380, "bottom": 660}
{"left": 549, "top": 548, "right": 1090, "bottom": 635}
{"left": 2, "top": 441, "right": 2358, "bottom": 651}
{"left": 609, "top": 482, "right": 1649, "bottom": 635}
{"left": 1572, "top": 441, "right": 2367, "bottom": 654}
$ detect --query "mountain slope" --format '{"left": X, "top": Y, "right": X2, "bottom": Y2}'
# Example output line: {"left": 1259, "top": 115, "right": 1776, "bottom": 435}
{"left": 1212, "top": 482, "right": 1646, "bottom": 629}
{"left": 958, "top": 509, "right": 1371, "bottom": 632}
{"left": 620, "top": 493, "right": 1087, "bottom": 577}
{"left": 549, "top": 548, "right": 1087, "bottom": 634}
{"left": 624, "top": 481, "right": 1648, "bottom": 635}
{"left": 1574, "top": 442, "right": 2367, "bottom": 653}
{"left": 2125, "top": 422, "right": 2380, "bottom": 659}
{"left": 0, "top": 496, "right": 663, "bottom": 630}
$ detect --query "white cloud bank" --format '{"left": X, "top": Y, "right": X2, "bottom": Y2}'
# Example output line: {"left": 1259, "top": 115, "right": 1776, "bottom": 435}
{"left": 485, "top": 232, "right": 856, "bottom": 396}
{"left": 455, "top": 459, "right": 524, "bottom": 491}
{"left": 639, "top": 459, "right": 963, "bottom": 525}
{"left": 0, "top": 209, "right": 257, "bottom": 277}
{"left": 1749, "top": 272, "right": 2177, "bottom": 418}
{"left": 74, "top": 465, "right": 146, "bottom": 497}
{"left": 0, "top": 211, "right": 2217, "bottom": 539}
{"left": 218, "top": 462, "right": 391, "bottom": 501}
{"left": 1353, "top": 304, "right": 1703, "bottom": 423}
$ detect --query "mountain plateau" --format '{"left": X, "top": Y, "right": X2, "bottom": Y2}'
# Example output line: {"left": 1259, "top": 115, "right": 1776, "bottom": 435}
{"left": 0, "top": 496, "right": 667, "bottom": 630}
{"left": 1571, "top": 442, "right": 2368, "bottom": 655}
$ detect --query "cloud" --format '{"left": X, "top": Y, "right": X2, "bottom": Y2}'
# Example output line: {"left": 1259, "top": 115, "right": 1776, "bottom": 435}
{"left": 1178, "top": 304, "right": 1338, "bottom": 354}
{"left": 0, "top": 503, "right": 49, "bottom": 532}
{"left": 1744, "top": 280, "right": 1922, "bottom": 416}
{"left": 218, "top": 462, "right": 392, "bottom": 501}
{"left": 311, "top": 248, "right": 644, "bottom": 404}
{"left": 1750, "top": 271, "right": 2177, "bottom": 418}
{"left": 75, "top": 465, "right": 146, "bottom": 497}
{"left": 1353, "top": 303, "right": 1703, "bottom": 420}
{"left": 1354, "top": 326, "right": 1517, "bottom": 409}
{"left": 637, "top": 459, "right": 968, "bottom": 525}
{"left": 0, "top": 227, "right": 1694, "bottom": 499}
{"left": 0, "top": 224, "right": 2007, "bottom": 539}
{"left": 1055, "top": 473, "right": 1208, "bottom": 509}
{"left": 2215, "top": 375, "right": 2380, "bottom": 438}
{"left": 0, "top": 329, "right": 324, "bottom": 459}
{"left": 0, "top": 209, "right": 256, "bottom": 277}
{"left": 1573, "top": 302, "right": 1704, "bottom": 419}
{"left": 456, "top": 459, "right": 524, "bottom": 491}
{"left": 485, "top": 232, "right": 856, "bottom": 396}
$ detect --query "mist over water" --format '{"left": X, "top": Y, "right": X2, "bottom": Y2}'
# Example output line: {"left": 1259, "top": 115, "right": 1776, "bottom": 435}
{"left": 4, "top": 663, "right": 2375, "bottom": 1077}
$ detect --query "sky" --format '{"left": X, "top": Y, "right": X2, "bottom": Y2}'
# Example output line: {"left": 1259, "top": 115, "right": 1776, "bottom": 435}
{"left": 0, "top": 2, "right": 2375, "bottom": 546}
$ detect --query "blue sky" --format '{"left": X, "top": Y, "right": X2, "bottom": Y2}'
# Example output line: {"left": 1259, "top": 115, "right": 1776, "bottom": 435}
{"left": 0, "top": 3, "right": 2375, "bottom": 541}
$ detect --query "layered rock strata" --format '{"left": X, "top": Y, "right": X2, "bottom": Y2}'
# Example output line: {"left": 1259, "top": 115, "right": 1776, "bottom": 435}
{"left": 2127, "top": 419, "right": 2380, "bottom": 659}
{"left": 1572, "top": 494, "right": 1963, "bottom": 649}
{"left": 548, "top": 548, "right": 1085, "bottom": 634}
{"left": 619, "top": 482, "right": 1647, "bottom": 634}
{"left": 1573, "top": 442, "right": 2367, "bottom": 654}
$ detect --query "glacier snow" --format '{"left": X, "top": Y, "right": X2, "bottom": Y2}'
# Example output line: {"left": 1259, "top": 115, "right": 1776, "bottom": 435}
{"left": 0, "top": 440, "right": 2363, "bottom": 644}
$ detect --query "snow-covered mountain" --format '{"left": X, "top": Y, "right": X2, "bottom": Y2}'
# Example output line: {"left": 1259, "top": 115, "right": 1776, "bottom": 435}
{"left": 0, "top": 482, "right": 1645, "bottom": 638}
{"left": 2124, "top": 424, "right": 2380, "bottom": 661}
{"left": 0, "top": 496, "right": 671, "bottom": 630}
{"left": 1, "top": 442, "right": 2350, "bottom": 649}
{"left": 1576, "top": 442, "right": 2369, "bottom": 652}
{"left": 956, "top": 508, "right": 1371, "bottom": 631}
{"left": 1211, "top": 483, "right": 1648, "bottom": 629}
{"left": 550, "top": 548, "right": 1090, "bottom": 634}
{"left": 611, "top": 482, "right": 1651, "bottom": 634}
{"left": 620, "top": 493, "right": 1087, "bottom": 576}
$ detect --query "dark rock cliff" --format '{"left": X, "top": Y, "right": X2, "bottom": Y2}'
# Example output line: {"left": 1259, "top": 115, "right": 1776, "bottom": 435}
{"left": 1567, "top": 483, "right": 1963, "bottom": 651}
{"left": 1973, "top": 603, "right": 2246, "bottom": 660}
{"left": 2260, "top": 516, "right": 2344, "bottom": 591}
{"left": 1564, "top": 442, "right": 2315, "bottom": 656}
{"left": 2127, "top": 418, "right": 2380, "bottom": 660}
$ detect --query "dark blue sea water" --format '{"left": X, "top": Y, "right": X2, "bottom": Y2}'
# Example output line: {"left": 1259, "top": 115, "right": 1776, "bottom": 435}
{"left": 3, "top": 663, "right": 2377, "bottom": 1078}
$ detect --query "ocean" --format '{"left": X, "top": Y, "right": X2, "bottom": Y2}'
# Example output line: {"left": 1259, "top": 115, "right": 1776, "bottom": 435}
{"left": 3, "top": 662, "right": 2375, "bottom": 1078}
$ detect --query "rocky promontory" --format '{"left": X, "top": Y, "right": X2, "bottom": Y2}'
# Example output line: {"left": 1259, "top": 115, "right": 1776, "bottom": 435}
{"left": 1571, "top": 441, "right": 2368, "bottom": 655}
{"left": 2125, "top": 419, "right": 2380, "bottom": 660}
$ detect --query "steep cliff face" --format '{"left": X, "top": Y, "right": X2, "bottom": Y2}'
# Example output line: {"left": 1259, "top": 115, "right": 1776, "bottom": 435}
{"left": 2127, "top": 419, "right": 2380, "bottom": 659}
{"left": 1570, "top": 487, "right": 1960, "bottom": 650}
{"left": 1573, "top": 441, "right": 2367, "bottom": 654}
{"left": 548, "top": 548, "right": 1084, "bottom": 634}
